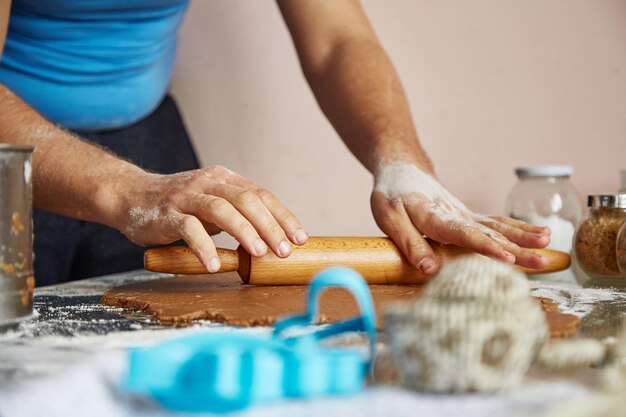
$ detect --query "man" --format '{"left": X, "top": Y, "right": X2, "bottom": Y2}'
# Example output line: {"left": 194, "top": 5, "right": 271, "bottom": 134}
{"left": 0, "top": 0, "right": 550, "bottom": 286}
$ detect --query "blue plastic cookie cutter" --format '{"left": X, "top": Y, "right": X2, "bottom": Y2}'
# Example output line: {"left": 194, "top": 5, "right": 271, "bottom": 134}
{"left": 123, "top": 267, "right": 377, "bottom": 413}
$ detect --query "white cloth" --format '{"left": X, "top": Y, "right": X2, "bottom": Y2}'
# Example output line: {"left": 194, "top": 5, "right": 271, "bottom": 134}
{"left": 0, "top": 348, "right": 598, "bottom": 417}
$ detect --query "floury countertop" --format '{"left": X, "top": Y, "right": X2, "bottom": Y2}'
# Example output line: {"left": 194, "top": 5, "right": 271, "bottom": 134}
{"left": 0, "top": 269, "right": 624, "bottom": 417}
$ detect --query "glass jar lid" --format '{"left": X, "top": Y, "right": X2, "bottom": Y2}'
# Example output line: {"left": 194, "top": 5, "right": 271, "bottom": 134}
{"left": 515, "top": 165, "right": 573, "bottom": 178}
{"left": 587, "top": 194, "right": 626, "bottom": 209}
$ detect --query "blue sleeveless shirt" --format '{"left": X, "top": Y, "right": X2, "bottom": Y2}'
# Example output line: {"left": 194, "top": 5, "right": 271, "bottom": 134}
{"left": 0, "top": 0, "right": 189, "bottom": 131}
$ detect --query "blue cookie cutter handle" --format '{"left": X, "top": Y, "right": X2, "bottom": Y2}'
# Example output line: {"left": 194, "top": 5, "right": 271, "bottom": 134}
{"left": 273, "top": 266, "right": 377, "bottom": 366}
{"left": 123, "top": 267, "right": 377, "bottom": 413}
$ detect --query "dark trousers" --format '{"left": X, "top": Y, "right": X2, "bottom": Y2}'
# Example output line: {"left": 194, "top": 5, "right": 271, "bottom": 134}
{"left": 34, "top": 96, "right": 200, "bottom": 286}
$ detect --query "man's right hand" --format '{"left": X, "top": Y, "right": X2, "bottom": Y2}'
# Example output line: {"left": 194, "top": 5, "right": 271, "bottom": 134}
{"left": 113, "top": 165, "right": 309, "bottom": 273}
{"left": 371, "top": 163, "right": 551, "bottom": 275}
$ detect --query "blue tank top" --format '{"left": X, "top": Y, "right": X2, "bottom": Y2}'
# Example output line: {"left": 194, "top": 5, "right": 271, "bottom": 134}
{"left": 0, "top": 0, "right": 189, "bottom": 131}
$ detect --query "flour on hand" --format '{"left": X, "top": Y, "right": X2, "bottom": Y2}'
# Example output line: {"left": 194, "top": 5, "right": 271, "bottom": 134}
{"left": 373, "top": 163, "right": 510, "bottom": 248}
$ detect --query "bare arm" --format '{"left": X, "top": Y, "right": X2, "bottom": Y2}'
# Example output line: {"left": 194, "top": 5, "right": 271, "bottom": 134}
{"left": 278, "top": 0, "right": 431, "bottom": 173}
{"left": 0, "top": 3, "right": 307, "bottom": 272}
{"left": 278, "top": 0, "right": 550, "bottom": 273}
{"left": 0, "top": 86, "right": 145, "bottom": 224}
{"left": 1, "top": 2, "right": 119, "bottom": 222}
{"left": 0, "top": 1, "right": 9, "bottom": 56}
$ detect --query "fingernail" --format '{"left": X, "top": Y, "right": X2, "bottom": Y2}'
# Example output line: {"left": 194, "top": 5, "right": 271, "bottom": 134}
{"left": 253, "top": 239, "right": 267, "bottom": 256}
{"left": 208, "top": 257, "right": 221, "bottom": 273}
{"left": 278, "top": 240, "right": 292, "bottom": 257}
{"left": 419, "top": 257, "right": 438, "bottom": 274}
{"left": 504, "top": 252, "right": 516, "bottom": 263}
{"left": 294, "top": 229, "right": 308, "bottom": 245}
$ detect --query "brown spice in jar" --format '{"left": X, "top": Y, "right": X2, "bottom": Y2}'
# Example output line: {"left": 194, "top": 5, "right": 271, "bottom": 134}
{"left": 574, "top": 209, "right": 625, "bottom": 277}
{"left": 617, "top": 224, "right": 626, "bottom": 275}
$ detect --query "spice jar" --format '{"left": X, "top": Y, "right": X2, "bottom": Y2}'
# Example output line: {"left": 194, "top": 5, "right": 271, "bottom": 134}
{"left": 574, "top": 194, "right": 626, "bottom": 282}
{"left": 505, "top": 166, "right": 583, "bottom": 281}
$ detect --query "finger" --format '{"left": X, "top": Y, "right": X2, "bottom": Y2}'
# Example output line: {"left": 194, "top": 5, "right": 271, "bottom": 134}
{"left": 371, "top": 192, "right": 439, "bottom": 275}
{"left": 255, "top": 188, "right": 308, "bottom": 245}
{"left": 477, "top": 225, "right": 550, "bottom": 269}
{"left": 174, "top": 214, "right": 221, "bottom": 272}
{"left": 488, "top": 216, "right": 551, "bottom": 236}
{"left": 206, "top": 184, "right": 293, "bottom": 258}
{"left": 227, "top": 176, "right": 308, "bottom": 246}
{"left": 478, "top": 219, "right": 551, "bottom": 249}
{"left": 459, "top": 227, "right": 517, "bottom": 264}
{"left": 184, "top": 194, "right": 269, "bottom": 257}
{"left": 400, "top": 201, "right": 514, "bottom": 264}
{"left": 433, "top": 220, "right": 516, "bottom": 264}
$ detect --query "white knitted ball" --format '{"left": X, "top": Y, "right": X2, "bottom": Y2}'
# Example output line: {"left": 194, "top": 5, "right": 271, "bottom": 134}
{"left": 422, "top": 254, "right": 531, "bottom": 302}
{"left": 385, "top": 255, "right": 548, "bottom": 393}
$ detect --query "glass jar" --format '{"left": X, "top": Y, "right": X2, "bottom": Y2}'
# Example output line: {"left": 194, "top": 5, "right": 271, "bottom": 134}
{"left": 506, "top": 165, "right": 583, "bottom": 282}
{"left": 505, "top": 166, "right": 583, "bottom": 282}
{"left": 573, "top": 195, "right": 626, "bottom": 284}
{"left": 0, "top": 145, "right": 34, "bottom": 332}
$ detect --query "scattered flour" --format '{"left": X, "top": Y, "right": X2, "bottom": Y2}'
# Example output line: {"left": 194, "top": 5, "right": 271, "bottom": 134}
{"left": 530, "top": 281, "right": 626, "bottom": 317}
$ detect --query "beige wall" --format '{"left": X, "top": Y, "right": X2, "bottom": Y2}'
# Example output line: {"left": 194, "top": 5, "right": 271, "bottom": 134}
{"left": 171, "top": 0, "right": 626, "bottom": 246}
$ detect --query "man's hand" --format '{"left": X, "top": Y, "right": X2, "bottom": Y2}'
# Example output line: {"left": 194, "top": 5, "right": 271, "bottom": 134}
{"left": 114, "top": 165, "right": 309, "bottom": 273}
{"left": 0, "top": 83, "right": 308, "bottom": 274}
{"left": 371, "top": 163, "right": 551, "bottom": 275}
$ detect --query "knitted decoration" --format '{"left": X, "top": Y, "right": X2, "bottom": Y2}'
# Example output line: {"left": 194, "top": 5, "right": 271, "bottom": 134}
{"left": 385, "top": 255, "right": 549, "bottom": 392}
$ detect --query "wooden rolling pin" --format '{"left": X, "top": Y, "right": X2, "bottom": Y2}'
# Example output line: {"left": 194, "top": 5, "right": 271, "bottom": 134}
{"left": 144, "top": 236, "right": 570, "bottom": 285}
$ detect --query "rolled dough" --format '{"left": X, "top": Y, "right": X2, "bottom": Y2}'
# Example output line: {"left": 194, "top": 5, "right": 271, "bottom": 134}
{"left": 101, "top": 272, "right": 580, "bottom": 337}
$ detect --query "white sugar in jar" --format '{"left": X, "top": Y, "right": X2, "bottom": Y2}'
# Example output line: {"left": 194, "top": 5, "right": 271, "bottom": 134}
{"left": 505, "top": 166, "right": 583, "bottom": 282}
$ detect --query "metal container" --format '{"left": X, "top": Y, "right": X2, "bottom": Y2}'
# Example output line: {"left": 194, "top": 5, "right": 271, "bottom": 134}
{"left": 0, "top": 145, "right": 34, "bottom": 331}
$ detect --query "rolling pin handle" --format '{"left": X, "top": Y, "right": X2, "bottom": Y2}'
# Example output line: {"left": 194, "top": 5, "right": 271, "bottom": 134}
{"left": 144, "top": 246, "right": 240, "bottom": 275}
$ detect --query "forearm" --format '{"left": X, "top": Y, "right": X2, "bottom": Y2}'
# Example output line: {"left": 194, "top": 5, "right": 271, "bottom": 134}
{"left": 0, "top": 0, "right": 10, "bottom": 56}
{"left": 0, "top": 84, "right": 148, "bottom": 229}
{"left": 0, "top": 84, "right": 309, "bottom": 267}
{"left": 304, "top": 39, "right": 433, "bottom": 175}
